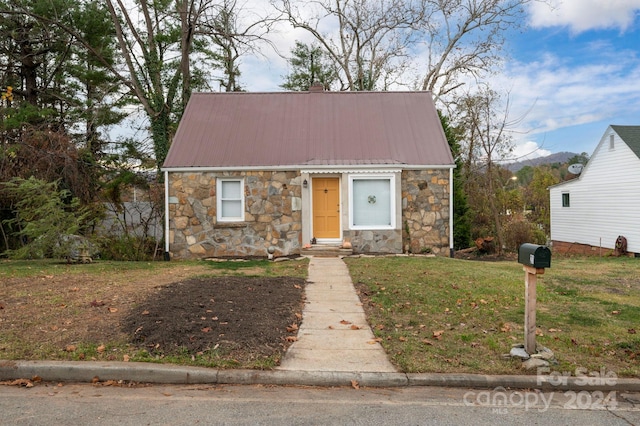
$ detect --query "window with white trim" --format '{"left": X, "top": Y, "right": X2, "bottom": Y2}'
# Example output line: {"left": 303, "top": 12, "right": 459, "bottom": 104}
{"left": 217, "top": 178, "right": 244, "bottom": 222}
{"left": 562, "top": 192, "right": 570, "bottom": 208}
{"left": 349, "top": 175, "right": 395, "bottom": 229}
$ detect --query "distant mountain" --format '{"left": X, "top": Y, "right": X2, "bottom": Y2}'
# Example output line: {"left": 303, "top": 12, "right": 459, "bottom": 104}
{"left": 505, "top": 151, "right": 578, "bottom": 172}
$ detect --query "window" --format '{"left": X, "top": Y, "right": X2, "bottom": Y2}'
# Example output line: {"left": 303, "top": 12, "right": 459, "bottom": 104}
{"left": 349, "top": 175, "right": 395, "bottom": 229}
{"left": 609, "top": 134, "right": 615, "bottom": 150}
{"left": 217, "top": 178, "right": 244, "bottom": 221}
{"left": 562, "top": 193, "right": 570, "bottom": 207}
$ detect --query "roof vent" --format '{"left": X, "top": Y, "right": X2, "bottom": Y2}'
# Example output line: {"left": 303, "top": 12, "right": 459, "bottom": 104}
{"left": 309, "top": 82, "right": 325, "bottom": 93}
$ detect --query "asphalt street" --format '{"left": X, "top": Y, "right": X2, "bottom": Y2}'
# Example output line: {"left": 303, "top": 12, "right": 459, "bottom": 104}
{"left": 1, "top": 383, "right": 639, "bottom": 425}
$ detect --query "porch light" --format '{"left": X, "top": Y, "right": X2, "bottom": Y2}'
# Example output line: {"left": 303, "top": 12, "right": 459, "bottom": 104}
{"left": 303, "top": 179, "right": 308, "bottom": 188}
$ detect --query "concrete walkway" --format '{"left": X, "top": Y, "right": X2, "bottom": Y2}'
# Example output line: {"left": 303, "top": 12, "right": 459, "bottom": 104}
{"left": 278, "top": 257, "right": 397, "bottom": 373}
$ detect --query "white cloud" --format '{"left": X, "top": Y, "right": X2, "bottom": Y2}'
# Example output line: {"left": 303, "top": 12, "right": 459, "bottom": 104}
{"left": 509, "top": 140, "right": 552, "bottom": 161}
{"left": 494, "top": 50, "right": 640, "bottom": 136}
{"left": 528, "top": 0, "right": 640, "bottom": 33}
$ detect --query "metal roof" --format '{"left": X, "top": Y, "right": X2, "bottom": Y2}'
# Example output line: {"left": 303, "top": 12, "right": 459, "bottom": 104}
{"left": 163, "top": 90, "right": 454, "bottom": 170}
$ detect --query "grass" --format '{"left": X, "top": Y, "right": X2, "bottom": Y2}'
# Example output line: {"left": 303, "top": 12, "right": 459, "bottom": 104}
{"left": 0, "top": 257, "right": 308, "bottom": 370}
{"left": 344, "top": 255, "right": 640, "bottom": 377}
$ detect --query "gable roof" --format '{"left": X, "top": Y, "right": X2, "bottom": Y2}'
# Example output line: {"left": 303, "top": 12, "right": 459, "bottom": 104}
{"left": 163, "top": 91, "right": 454, "bottom": 170}
{"left": 611, "top": 125, "right": 640, "bottom": 159}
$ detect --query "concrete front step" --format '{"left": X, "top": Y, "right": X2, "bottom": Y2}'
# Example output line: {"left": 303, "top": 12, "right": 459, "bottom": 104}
{"left": 301, "top": 245, "right": 353, "bottom": 257}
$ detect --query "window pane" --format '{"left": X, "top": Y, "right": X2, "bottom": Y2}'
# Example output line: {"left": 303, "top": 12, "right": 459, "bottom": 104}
{"left": 353, "top": 179, "right": 390, "bottom": 226}
{"left": 221, "top": 180, "right": 241, "bottom": 199}
{"left": 221, "top": 200, "right": 242, "bottom": 218}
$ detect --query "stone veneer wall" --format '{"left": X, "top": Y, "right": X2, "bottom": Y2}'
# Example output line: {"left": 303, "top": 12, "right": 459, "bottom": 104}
{"left": 168, "top": 171, "right": 302, "bottom": 259}
{"left": 401, "top": 169, "right": 450, "bottom": 255}
{"left": 345, "top": 229, "right": 402, "bottom": 254}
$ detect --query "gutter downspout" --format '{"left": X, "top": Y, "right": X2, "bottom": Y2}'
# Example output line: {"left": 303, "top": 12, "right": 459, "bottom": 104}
{"left": 449, "top": 167, "right": 454, "bottom": 258}
{"left": 164, "top": 170, "right": 170, "bottom": 261}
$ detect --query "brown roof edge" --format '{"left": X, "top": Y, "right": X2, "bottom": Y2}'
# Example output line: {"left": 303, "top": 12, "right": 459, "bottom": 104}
{"left": 309, "top": 82, "right": 324, "bottom": 92}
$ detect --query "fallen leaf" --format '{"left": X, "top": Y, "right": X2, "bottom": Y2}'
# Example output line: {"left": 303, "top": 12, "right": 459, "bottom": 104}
{"left": 286, "top": 336, "right": 298, "bottom": 342}
{"left": 548, "top": 328, "right": 561, "bottom": 333}
{"left": 350, "top": 324, "right": 361, "bottom": 330}
{"left": 286, "top": 323, "right": 299, "bottom": 332}
{"left": 294, "top": 284, "right": 302, "bottom": 289}
{"left": 10, "top": 379, "right": 34, "bottom": 388}
{"left": 376, "top": 324, "right": 385, "bottom": 330}
{"left": 141, "top": 310, "right": 150, "bottom": 315}
{"left": 351, "top": 380, "right": 360, "bottom": 390}
{"left": 108, "top": 307, "right": 118, "bottom": 313}
{"left": 340, "top": 320, "right": 352, "bottom": 325}
{"left": 65, "top": 345, "right": 77, "bottom": 352}
{"left": 612, "top": 311, "right": 620, "bottom": 315}
{"left": 421, "top": 339, "right": 433, "bottom": 345}
{"left": 571, "top": 338, "right": 578, "bottom": 345}
{"left": 90, "top": 300, "right": 104, "bottom": 307}
{"left": 500, "top": 323, "right": 511, "bottom": 333}
{"left": 123, "top": 355, "right": 130, "bottom": 362}
{"left": 479, "top": 299, "right": 488, "bottom": 304}
{"left": 398, "top": 336, "right": 407, "bottom": 342}
{"left": 629, "top": 329, "right": 637, "bottom": 334}
{"left": 327, "top": 325, "right": 335, "bottom": 329}
{"left": 97, "top": 345, "right": 105, "bottom": 353}
{"left": 432, "top": 330, "right": 444, "bottom": 340}
{"left": 201, "top": 327, "right": 212, "bottom": 333}
{"left": 91, "top": 376, "right": 100, "bottom": 384}
{"left": 295, "top": 313, "right": 302, "bottom": 320}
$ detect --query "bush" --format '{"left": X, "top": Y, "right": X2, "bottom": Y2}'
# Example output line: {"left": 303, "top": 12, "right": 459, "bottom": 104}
{"left": 503, "top": 220, "right": 546, "bottom": 252}
{"left": 1, "top": 177, "right": 92, "bottom": 259}
{"left": 98, "top": 235, "right": 160, "bottom": 261}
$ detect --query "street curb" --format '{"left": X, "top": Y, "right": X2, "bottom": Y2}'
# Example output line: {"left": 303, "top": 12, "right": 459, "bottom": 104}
{"left": 2, "top": 360, "right": 639, "bottom": 391}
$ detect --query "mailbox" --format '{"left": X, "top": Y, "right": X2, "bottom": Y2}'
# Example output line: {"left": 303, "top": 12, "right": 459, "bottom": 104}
{"left": 518, "top": 243, "right": 551, "bottom": 269}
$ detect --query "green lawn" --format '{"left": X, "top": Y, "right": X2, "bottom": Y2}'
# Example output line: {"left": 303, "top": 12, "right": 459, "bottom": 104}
{"left": 344, "top": 255, "right": 640, "bottom": 377}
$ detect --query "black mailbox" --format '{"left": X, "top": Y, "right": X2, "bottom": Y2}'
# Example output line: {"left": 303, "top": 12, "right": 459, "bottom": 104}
{"left": 518, "top": 243, "right": 551, "bottom": 268}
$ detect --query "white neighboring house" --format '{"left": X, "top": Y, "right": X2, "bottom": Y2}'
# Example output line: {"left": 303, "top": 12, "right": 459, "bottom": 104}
{"left": 550, "top": 125, "right": 640, "bottom": 256}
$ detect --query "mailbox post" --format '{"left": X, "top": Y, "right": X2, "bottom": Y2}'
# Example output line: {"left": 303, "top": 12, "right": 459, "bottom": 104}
{"left": 518, "top": 244, "right": 551, "bottom": 354}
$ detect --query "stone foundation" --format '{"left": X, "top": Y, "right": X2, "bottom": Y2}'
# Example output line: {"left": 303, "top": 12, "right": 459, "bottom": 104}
{"left": 551, "top": 240, "right": 638, "bottom": 257}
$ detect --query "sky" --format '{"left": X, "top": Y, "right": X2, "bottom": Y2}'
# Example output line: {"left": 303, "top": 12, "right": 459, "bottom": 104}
{"left": 238, "top": 0, "right": 640, "bottom": 161}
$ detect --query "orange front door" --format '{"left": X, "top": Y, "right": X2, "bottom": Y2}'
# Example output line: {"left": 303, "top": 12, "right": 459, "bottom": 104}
{"left": 312, "top": 178, "right": 340, "bottom": 239}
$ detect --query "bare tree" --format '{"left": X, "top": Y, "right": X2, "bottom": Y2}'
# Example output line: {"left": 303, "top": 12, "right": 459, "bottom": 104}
{"left": 274, "top": 0, "right": 424, "bottom": 91}
{"left": 457, "top": 87, "right": 515, "bottom": 253}
{"left": 199, "top": 0, "right": 278, "bottom": 92}
{"left": 418, "top": 0, "right": 530, "bottom": 100}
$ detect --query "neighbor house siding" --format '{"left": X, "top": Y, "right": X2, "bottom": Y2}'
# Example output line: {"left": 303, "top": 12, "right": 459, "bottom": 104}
{"left": 168, "top": 171, "right": 303, "bottom": 259}
{"left": 550, "top": 127, "right": 640, "bottom": 253}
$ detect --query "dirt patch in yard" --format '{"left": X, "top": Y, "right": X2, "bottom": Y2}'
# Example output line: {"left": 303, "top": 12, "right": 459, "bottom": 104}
{"left": 0, "top": 262, "right": 305, "bottom": 366}
{"left": 122, "top": 276, "right": 305, "bottom": 358}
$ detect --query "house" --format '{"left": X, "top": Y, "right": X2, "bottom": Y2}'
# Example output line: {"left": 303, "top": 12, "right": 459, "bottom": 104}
{"left": 550, "top": 125, "right": 640, "bottom": 256}
{"left": 161, "top": 88, "right": 455, "bottom": 259}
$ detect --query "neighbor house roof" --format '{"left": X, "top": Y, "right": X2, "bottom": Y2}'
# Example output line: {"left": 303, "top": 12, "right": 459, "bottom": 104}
{"left": 163, "top": 90, "right": 454, "bottom": 170}
{"left": 611, "top": 125, "right": 640, "bottom": 159}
